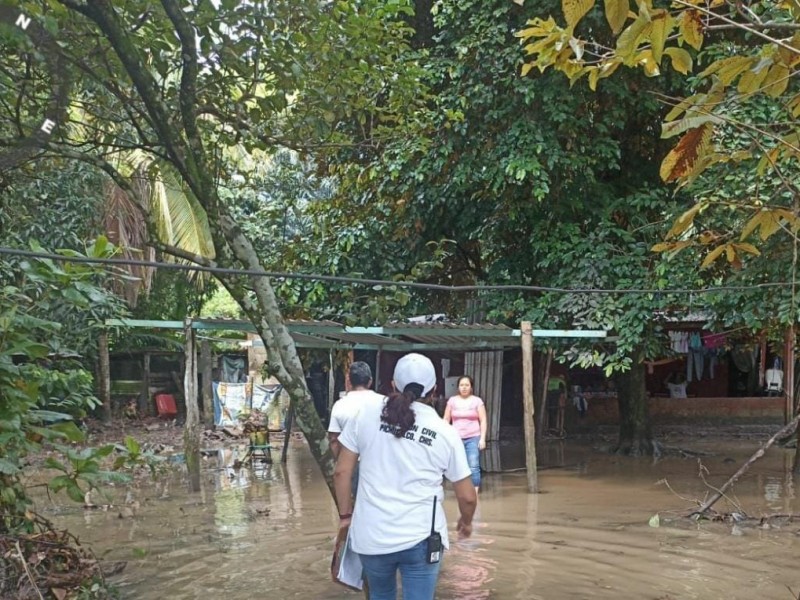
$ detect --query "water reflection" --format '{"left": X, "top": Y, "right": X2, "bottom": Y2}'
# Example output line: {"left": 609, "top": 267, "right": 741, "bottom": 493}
{"left": 31, "top": 437, "right": 800, "bottom": 599}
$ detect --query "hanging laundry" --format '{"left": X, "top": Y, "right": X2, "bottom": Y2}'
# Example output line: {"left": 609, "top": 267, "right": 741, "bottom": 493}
{"left": 702, "top": 332, "right": 727, "bottom": 349}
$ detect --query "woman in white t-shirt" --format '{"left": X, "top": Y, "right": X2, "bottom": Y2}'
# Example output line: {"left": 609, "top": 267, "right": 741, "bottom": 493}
{"left": 333, "top": 353, "right": 477, "bottom": 600}
{"left": 443, "top": 376, "right": 487, "bottom": 493}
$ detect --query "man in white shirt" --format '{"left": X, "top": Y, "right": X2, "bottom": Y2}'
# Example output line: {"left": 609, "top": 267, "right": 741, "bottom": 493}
{"left": 328, "top": 361, "right": 384, "bottom": 458}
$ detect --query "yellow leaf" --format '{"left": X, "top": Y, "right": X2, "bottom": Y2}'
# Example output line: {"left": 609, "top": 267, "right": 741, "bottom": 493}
{"left": 699, "top": 56, "right": 754, "bottom": 87}
{"left": 725, "top": 244, "right": 736, "bottom": 263}
{"left": 651, "top": 242, "right": 673, "bottom": 252}
{"left": 775, "top": 209, "right": 800, "bottom": 227}
{"left": 740, "top": 211, "right": 767, "bottom": 241}
{"left": 679, "top": 10, "right": 704, "bottom": 51}
{"left": 698, "top": 230, "right": 720, "bottom": 245}
{"left": 701, "top": 244, "right": 726, "bottom": 269}
{"left": 787, "top": 93, "right": 800, "bottom": 118}
{"left": 664, "top": 47, "right": 693, "bottom": 74}
{"left": 598, "top": 57, "right": 623, "bottom": 81}
{"left": 649, "top": 11, "right": 673, "bottom": 63}
{"left": 733, "top": 243, "right": 760, "bottom": 256}
{"left": 661, "top": 115, "right": 715, "bottom": 139}
{"left": 521, "top": 63, "right": 534, "bottom": 76}
{"left": 660, "top": 123, "right": 714, "bottom": 183}
{"left": 635, "top": 49, "right": 660, "bottom": 76}
{"left": 616, "top": 12, "right": 651, "bottom": 61}
{"left": 737, "top": 65, "right": 770, "bottom": 94}
{"left": 763, "top": 63, "right": 790, "bottom": 97}
{"left": 666, "top": 202, "right": 704, "bottom": 239}
{"left": 563, "top": 0, "right": 595, "bottom": 27}
{"left": 759, "top": 212, "right": 782, "bottom": 240}
{"left": 588, "top": 66, "right": 600, "bottom": 90}
{"left": 777, "top": 32, "right": 800, "bottom": 67}
{"left": 604, "top": 0, "right": 629, "bottom": 34}
{"left": 569, "top": 37, "right": 585, "bottom": 60}
{"left": 757, "top": 146, "right": 781, "bottom": 176}
{"left": 665, "top": 93, "right": 702, "bottom": 121}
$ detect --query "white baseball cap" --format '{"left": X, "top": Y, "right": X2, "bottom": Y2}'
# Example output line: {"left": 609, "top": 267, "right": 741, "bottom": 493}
{"left": 393, "top": 353, "right": 436, "bottom": 396}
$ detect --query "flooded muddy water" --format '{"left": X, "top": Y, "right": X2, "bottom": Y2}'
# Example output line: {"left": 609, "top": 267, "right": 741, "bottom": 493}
{"left": 36, "top": 437, "right": 800, "bottom": 599}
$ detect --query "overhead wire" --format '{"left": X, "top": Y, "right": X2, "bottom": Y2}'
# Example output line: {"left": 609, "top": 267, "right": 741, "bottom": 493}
{"left": 0, "top": 245, "right": 791, "bottom": 295}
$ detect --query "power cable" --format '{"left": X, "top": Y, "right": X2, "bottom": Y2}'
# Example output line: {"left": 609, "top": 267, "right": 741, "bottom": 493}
{"left": 0, "top": 246, "right": 791, "bottom": 295}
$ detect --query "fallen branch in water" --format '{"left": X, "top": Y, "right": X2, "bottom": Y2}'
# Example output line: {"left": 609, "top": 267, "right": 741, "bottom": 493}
{"left": 689, "top": 412, "right": 800, "bottom": 518}
{"left": 0, "top": 512, "right": 121, "bottom": 599}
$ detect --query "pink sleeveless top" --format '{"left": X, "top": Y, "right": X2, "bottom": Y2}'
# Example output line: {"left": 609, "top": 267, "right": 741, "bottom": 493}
{"left": 447, "top": 395, "right": 484, "bottom": 440}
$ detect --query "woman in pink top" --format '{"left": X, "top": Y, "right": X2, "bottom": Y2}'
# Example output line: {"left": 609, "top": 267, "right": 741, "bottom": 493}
{"left": 443, "top": 376, "right": 487, "bottom": 492}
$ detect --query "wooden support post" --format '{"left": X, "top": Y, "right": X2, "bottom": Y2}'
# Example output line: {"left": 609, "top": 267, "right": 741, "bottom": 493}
{"left": 375, "top": 350, "right": 381, "bottom": 392}
{"left": 183, "top": 318, "right": 201, "bottom": 492}
{"left": 200, "top": 340, "right": 213, "bottom": 428}
{"left": 328, "top": 350, "right": 336, "bottom": 415}
{"left": 140, "top": 352, "right": 151, "bottom": 417}
{"left": 281, "top": 404, "right": 294, "bottom": 464}
{"left": 98, "top": 330, "right": 111, "bottom": 423}
{"left": 521, "top": 321, "right": 538, "bottom": 493}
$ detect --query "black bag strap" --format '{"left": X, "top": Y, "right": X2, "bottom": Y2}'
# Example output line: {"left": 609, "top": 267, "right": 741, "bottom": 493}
{"left": 430, "top": 496, "right": 437, "bottom": 535}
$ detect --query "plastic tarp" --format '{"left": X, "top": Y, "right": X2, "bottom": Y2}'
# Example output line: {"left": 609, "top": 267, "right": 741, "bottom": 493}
{"left": 252, "top": 384, "right": 286, "bottom": 430}
{"left": 213, "top": 382, "right": 249, "bottom": 427}
{"left": 213, "top": 382, "right": 287, "bottom": 429}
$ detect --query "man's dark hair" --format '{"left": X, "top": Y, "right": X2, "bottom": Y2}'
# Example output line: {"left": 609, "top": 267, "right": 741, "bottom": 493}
{"left": 349, "top": 361, "right": 373, "bottom": 388}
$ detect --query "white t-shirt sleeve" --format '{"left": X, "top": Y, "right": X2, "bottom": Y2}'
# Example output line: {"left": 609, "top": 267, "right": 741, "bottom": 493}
{"left": 338, "top": 410, "right": 360, "bottom": 454}
{"left": 327, "top": 403, "right": 343, "bottom": 434}
{"left": 443, "top": 430, "right": 471, "bottom": 482}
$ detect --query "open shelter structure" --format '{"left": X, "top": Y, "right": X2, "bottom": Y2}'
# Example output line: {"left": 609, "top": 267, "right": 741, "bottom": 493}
{"left": 105, "top": 318, "right": 606, "bottom": 492}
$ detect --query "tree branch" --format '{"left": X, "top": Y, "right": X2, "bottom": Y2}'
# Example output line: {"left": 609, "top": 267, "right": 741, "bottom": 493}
{"left": 58, "top": 0, "right": 197, "bottom": 186}
{"left": 673, "top": 0, "right": 800, "bottom": 56}
{"left": 159, "top": 0, "right": 205, "bottom": 164}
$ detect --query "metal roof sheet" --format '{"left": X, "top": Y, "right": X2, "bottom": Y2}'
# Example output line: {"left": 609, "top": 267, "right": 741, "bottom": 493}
{"left": 106, "top": 319, "right": 605, "bottom": 350}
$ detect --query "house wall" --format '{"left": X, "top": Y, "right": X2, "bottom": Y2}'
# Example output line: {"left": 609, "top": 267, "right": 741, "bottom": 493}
{"left": 585, "top": 395, "right": 784, "bottom": 424}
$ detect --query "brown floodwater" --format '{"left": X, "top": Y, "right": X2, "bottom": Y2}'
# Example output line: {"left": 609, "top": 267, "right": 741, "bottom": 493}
{"left": 35, "top": 437, "right": 800, "bottom": 599}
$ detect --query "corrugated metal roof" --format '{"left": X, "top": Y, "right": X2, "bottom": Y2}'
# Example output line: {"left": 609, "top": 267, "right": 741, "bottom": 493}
{"left": 106, "top": 319, "right": 605, "bottom": 350}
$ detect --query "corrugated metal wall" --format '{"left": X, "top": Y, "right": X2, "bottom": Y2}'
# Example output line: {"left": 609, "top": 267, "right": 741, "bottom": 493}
{"left": 465, "top": 350, "right": 504, "bottom": 473}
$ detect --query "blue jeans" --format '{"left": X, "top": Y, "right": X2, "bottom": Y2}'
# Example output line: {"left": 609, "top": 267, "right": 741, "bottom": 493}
{"left": 359, "top": 540, "right": 441, "bottom": 600}
{"left": 463, "top": 436, "right": 481, "bottom": 488}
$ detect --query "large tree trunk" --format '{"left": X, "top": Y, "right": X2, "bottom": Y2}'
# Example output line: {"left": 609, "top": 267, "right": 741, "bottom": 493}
{"left": 614, "top": 349, "right": 657, "bottom": 456}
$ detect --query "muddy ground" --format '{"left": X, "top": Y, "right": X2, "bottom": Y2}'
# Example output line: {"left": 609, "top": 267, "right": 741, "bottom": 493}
{"left": 27, "top": 419, "right": 800, "bottom": 599}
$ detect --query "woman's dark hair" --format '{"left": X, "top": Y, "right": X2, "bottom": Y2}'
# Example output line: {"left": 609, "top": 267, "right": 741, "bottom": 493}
{"left": 458, "top": 375, "right": 475, "bottom": 394}
{"left": 381, "top": 383, "right": 425, "bottom": 437}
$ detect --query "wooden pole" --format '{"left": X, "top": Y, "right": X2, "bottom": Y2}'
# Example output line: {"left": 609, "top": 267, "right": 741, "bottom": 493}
{"left": 281, "top": 403, "right": 294, "bottom": 464}
{"left": 200, "top": 340, "right": 213, "bottom": 428}
{"left": 785, "top": 326, "right": 795, "bottom": 424}
{"left": 328, "top": 350, "right": 336, "bottom": 415}
{"left": 98, "top": 330, "right": 111, "bottom": 423}
{"left": 183, "top": 318, "right": 201, "bottom": 492}
{"left": 140, "top": 352, "right": 151, "bottom": 417}
{"left": 521, "top": 321, "right": 538, "bottom": 493}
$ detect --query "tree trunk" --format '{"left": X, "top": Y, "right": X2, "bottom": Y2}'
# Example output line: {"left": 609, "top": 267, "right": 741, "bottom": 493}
{"left": 97, "top": 331, "right": 111, "bottom": 423}
{"left": 614, "top": 349, "right": 656, "bottom": 456}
